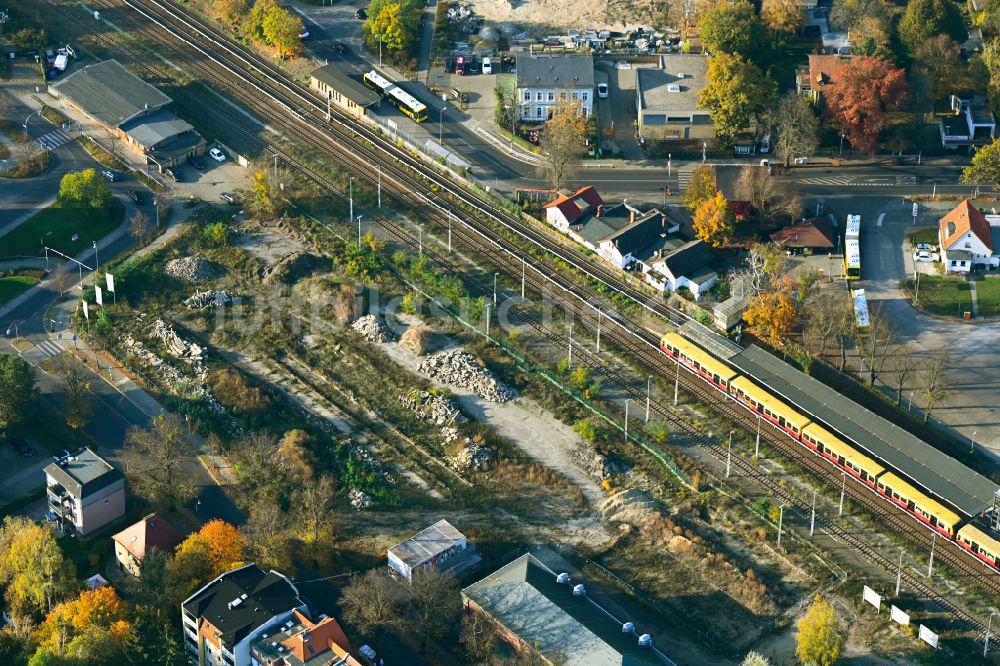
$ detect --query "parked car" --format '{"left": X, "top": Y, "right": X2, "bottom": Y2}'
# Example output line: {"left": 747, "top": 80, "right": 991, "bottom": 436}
{"left": 914, "top": 250, "right": 940, "bottom": 262}
{"left": 759, "top": 159, "right": 769, "bottom": 167}
{"left": 596, "top": 82, "right": 609, "bottom": 98}
{"left": 101, "top": 169, "right": 118, "bottom": 182}
{"left": 299, "top": 30, "right": 310, "bottom": 39}
{"left": 916, "top": 243, "right": 936, "bottom": 251}
{"left": 220, "top": 192, "right": 236, "bottom": 204}
{"left": 482, "top": 57, "right": 493, "bottom": 74}
{"left": 8, "top": 438, "right": 33, "bottom": 457}
{"left": 127, "top": 190, "right": 142, "bottom": 204}
{"left": 354, "top": 8, "right": 367, "bottom": 19}
{"left": 466, "top": 57, "right": 479, "bottom": 74}
{"left": 334, "top": 42, "right": 347, "bottom": 55}
{"left": 165, "top": 167, "right": 182, "bottom": 182}
{"left": 793, "top": 157, "right": 809, "bottom": 165}
{"left": 209, "top": 147, "right": 226, "bottom": 162}
{"left": 759, "top": 133, "right": 770, "bottom": 154}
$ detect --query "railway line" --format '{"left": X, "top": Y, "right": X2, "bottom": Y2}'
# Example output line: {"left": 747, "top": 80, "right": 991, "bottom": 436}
{"left": 50, "top": 0, "right": 1000, "bottom": 641}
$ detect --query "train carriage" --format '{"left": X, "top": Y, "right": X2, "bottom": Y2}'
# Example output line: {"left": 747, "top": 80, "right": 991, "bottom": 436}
{"left": 957, "top": 523, "right": 1000, "bottom": 568}
{"left": 876, "top": 472, "right": 959, "bottom": 537}
{"left": 728, "top": 376, "right": 810, "bottom": 438}
{"left": 659, "top": 332, "right": 738, "bottom": 391}
{"left": 801, "top": 422, "right": 884, "bottom": 487}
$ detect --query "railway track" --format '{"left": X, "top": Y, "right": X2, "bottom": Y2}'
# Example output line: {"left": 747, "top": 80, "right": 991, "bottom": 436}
{"left": 54, "top": 0, "right": 1000, "bottom": 638}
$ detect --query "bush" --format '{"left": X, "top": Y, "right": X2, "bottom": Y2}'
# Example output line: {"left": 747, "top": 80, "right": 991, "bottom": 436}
{"left": 58, "top": 168, "right": 110, "bottom": 208}
{"left": 208, "top": 368, "right": 272, "bottom": 416}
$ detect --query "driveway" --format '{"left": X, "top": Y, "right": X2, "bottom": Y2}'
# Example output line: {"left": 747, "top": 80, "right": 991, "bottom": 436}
{"left": 851, "top": 195, "right": 1000, "bottom": 459}
{"left": 594, "top": 60, "right": 642, "bottom": 160}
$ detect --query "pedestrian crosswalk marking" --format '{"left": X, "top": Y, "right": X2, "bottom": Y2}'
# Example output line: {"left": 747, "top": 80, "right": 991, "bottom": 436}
{"left": 35, "top": 340, "right": 64, "bottom": 359}
{"left": 36, "top": 129, "right": 73, "bottom": 150}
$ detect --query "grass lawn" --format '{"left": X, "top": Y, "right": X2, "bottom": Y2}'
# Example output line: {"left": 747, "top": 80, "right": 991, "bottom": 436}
{"left": 0, "top": 275, "right": 39, "bottom": 305}
{"left": 0, "top": 199, "right": 125, "bottom": 259}
{"left": 908, "top": 275, "right": 973, "bottom": 317}
{"left": 975, "top": 278, "right": 1000, "bottom": 316}
{"left": 908, "top": 226, "right": 938, "bottom": 246}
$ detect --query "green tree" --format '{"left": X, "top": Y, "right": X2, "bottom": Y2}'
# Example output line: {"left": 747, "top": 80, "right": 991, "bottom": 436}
{"left": 123, "top": 606, "right": 187, "bottom": 666}
{"left": 0, "top": 354, "right": 37, "bottom": 434}
{"left": 58, "top": 169, "right": 111, "bottom": 209}
{"left": 245, "top": 170, "right": 274, "bottom": 221}
{"left": 699, "top": 0, "right": 768, "bottom": 59}
{"left": 56, "top": 355, "right": 93, "bottom": 430}
{"left": 243, "top": 0, "right": 277, "bottom": 43}
{"left": 493, "top": 83, "right": 518, "bottom": 135}
{"left": 795, "top": 596, "right": 844, "bottom": 666}
{"left": 541, "top": 100, "right": 589, "bottom": 187}
{"left": 363, "top": 0, "right": 420, "bottom": 53}
{"left": 682, "top": 164, "right": 717, "bottom": 211}
{"left": 700, "top": 53, "right": 777, "bottom": 143}
{"left": 898, "top": 0, "right": 965, "bottom": 55}
{"left": 915, "top": 35, "right": 971, "bottom": 99}
{"left": 213, "top": 0, "right": 248, "bottom": 25}
{"left": 761, "top": 0, "right": 804, "bottom": 39}
{"left": 262, "top": 4, "right": 302, "bottom": 58}
{"left": 202, "top": 221, "right": 229, "bottom": 248}
{"left": 962, "top": 137, "right": 1000, "bottom": 188}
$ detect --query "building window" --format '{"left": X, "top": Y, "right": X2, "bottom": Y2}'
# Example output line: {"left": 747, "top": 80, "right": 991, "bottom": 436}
{"left": 572, "top": 92, "right": 578, "bottom": 100}
{"left": 536, "top": 107, "right": 542, "bottom": 118}
{"left": 560, "top": 92, "right": 566, "bottom": 100}
{"left": 523, "top": 91, "right": 530, "bottom": 101}
{"left": 966, "top": 242, "right": 972, "bottom": 248}
{"left": 536, "top": 92, "right": 542, "bottom": 101}
{"left": 548, "top": 92, "right": 554, "bottom": 101}
{"left": 582, "top": 92, "right": 588, "bottom": 101}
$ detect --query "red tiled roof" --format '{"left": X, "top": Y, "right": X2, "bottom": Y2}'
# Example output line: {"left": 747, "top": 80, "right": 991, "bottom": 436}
{"left": 112, "top": 513, "right": 184, "bottom": 561}
{"left": 283, "top": 609, "right": 361, "bottom": 666}
{"left": 770, "top": 217, "right": 835, "bottom": 248}
{"left": 808, "top": 54, "right": 850, "bottom": 96}
{"left": 543, "top": 186, "right": 605, "bottom": 224}
{"left": 940, "top": 200, "right": 992, "bottom": 251}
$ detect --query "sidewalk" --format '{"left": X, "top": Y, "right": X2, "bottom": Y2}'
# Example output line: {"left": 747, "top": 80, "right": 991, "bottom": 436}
{"left": 415, "top": 0, "right": 437, "bottom": 85}
{"left": 0, "top": 194, "right": 58, "bottom": 237}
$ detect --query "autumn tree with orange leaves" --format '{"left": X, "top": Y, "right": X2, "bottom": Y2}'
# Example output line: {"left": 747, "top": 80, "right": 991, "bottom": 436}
{"left": 743, "top": 290, "right": 797, "bottom": 345}
{"left": 693, "top": 191, "right": 736, "bottom": 248}
{"left": 33, "top": 587, "right": 132, "bottom": 659}
{"left": 824, "top": 57, "right": 908, "bottom": 154}
{"left": 172, "top": 520, "right": 247, "bottom": 594}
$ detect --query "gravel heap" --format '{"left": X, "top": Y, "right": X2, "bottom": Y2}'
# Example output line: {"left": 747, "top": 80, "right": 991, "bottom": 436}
{"left": 399, "top": 390, "right": 466, "bottom": 426}
{"left": 351, "top": 314, "right": 396, "bottom": 343}
{"left": 165, "top": 256, "right": 218, "bottom": 283}
{"left": 417, "top": 350, "right": 516, "bottom": 403}
{"left": 349, "top": 489, "right": 372, "bottom": 511}
{"left": 573, "top": 447, "right": 630, "bottom": 481}
{"left": 449, "top": 440, "right": 494, "bottom": 471}
{"left": 150, "top": 319, "right": 206, "bottom": 370}
{"left": 184, "top": 290, "right": 232, "bottom": 309}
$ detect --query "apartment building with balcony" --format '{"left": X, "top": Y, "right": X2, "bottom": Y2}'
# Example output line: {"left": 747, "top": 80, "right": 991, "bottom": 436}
{"left": 44, "top": 448, "right": 125, "bottom": 536}
{"left": 182, "top": 564, "right": 308, "bottom": 666}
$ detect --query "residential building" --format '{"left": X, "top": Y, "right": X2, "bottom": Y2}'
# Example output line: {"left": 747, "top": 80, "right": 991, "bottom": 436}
{"left": 936, "top": 94, "right": 996, "bottom": 150}
{"left": 770, "top": 217, "right": 836, "bottom": 254}
{"left": 387, "top": 519, "right": 473, "bottom": 582}
{"left": 596, "top": 209, "right": 671, "bottom": 269}
{"left": 642, "top": 239, "right": 718, "bottom": 299}
{"left": 938, "top": 200, "right": 1000, "bottom": 274}
{"left": 544, "top": 186, "right": 605, "bottom": 232}
{"left": 797, "top": 54, "right": 850, "bottom": 109}
{"left": 249, "top": 609, "right": 364, "bottom": 666}
{"left": 636, "top": 54, "right": 713, "bottom": 141}
{"left": 44, "top": 448, "right": 125, "bottom": 536}
{"left": 182, "top": 564, "right": 308, "bottom": 666}
{"left": 50, "top": 59, "right": 205, "bottom": 169}
{"left": 462, "top": 553, "right": 671, "bottom": 666}
{"left": 112, "top": 512, "right": 185, "bottom": 577}
{"left": 309, "top": 65, "right": 380, "bottom": 120}
{"left": 515, "top": 54, "right": 594, "bottom": 121}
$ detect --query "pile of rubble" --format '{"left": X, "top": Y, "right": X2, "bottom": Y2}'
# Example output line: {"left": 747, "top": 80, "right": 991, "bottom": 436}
{"left": 573, "top": 447, "right": 630, "bottom": 481}
{"left": 399, "top": 390, "right": 466, "bottom": 426}
{"left": 448, "top": 440, "right": 493, "bottom": 471}
{"left": 165, "top": 256, "right": 218, "bottom": 283}
{"left": 150, "top": 320, "right": 207, "bottom": 372}
{"left": 351, "top": 314, "right": 396, "bottom": 343}
{"left": 349, "top": 489, "right": 372, "bottom": 511}
{"left": 120, "top": 333, "right": 222, "bottom": 414}
{"left": 184, "top": 290, "right": 232, "bottom": 310}
{"left": 417, "top": 350, "right": 516, "bottom": 403}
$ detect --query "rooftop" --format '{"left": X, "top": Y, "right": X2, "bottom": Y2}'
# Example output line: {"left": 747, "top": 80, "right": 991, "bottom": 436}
{"left": 251, "top": 609, "right": 361, "bottom": 666}
{"left": 462, "top": 553, "right": 668, "bottom": 666}
{"left": 728, "top": 345, "right": 999, "bottom": 516}
{"left": 183, "top": 564, "right": 306, "bottom": 648}
{"left": 120, "top": 109, "right": 194, "bottom": 149}
{"left": 653, "top": 239, "right": 714, "bottom": 280}
{"left": 940, "top": 200, "right": 992, "bottom": 252}
{"left": 808, "top": 54, "right": 851, "bottom": 97}
{"left": 51, "top": 59, "right": 172, "bottom": 128}
{"left": 546, "top": 186, "right": 605, "bottom": 226}
{"left": 637, "top": 55, "right": 709, "bottom": 113}
{"left": 515, "top": 54, "right": 594, "bottom": 89}
{"left": 770, "top": 217, "right": 835, "bottom": 248}
{"left": 44, "top": 448, "right": 123, "bottom": 498}
{"left": 388, "top": 519, "right": 466, "bottom": 569}
{"left": 310, "top": 65, "right": 380, "bottom": 108}
{"left": 112, "top": 512, "right": 185, "bottom": 562}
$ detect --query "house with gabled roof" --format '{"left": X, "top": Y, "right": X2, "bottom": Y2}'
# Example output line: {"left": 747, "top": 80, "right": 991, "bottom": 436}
{"left": 642, "top": 240, "right": 718, "bottom": 299}
{"left": 596, "top": 209, "right": 671, "bottom": 269}
{"left": 112, "top": 512, "right": 184, "bottom": 577}
{"left": 544, "top": 186, "right": 605, "bottom": 232}
{"left": 770, "top": 217, "right": 836, "bottom": 253}
{"left": 938, "top": 200, "right": 1000, "bottom": 274}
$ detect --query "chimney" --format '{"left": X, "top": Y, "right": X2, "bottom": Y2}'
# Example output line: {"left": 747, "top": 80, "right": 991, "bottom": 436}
{"left": 597, "top": 204, "right": 604, "bottom": 217}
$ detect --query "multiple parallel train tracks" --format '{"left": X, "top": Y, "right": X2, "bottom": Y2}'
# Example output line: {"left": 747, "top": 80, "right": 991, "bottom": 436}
{"left": 52, "top": 0, "right": 1000, "bottom": 640}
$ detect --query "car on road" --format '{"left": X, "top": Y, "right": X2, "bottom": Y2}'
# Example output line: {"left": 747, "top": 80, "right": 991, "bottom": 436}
{"left": 127, "top": 190, "right": 142, "bottom": 204}
{"left": 759, "top": 159, "right": 769, "bottom": 167}
{"left": 8, "top": 438, "right": 33, "bottom": 457}
{"left": 101, "top": 169, "right": 118, "bottom": 182}
{"left": 354, "top": 8, "right": 367, "bottom": 19}
{"left": 299, "top": 30, "right": 310, "bottom": 39}
{"left": 914, "top": 250, "right": 940, "bottom": 262}
{"left": 52, "top": 449, "right": 71, "bottom": 463}
{"left": 596, "top": 82, "right": 609, "bottom": 98}
{"left": 481, "top": 57, "right": 493, "bottom": 74}
{"left": 794, "top": 157, "right": 809, "bottom": 165}
{"left": 333, "top": 41, "right": 347, "bottom": 55}
{"left": 209, "top": 147, "right": 226, "bottom": 162}
{"left": 189, "top": 157, "right": 205, "bottom": 170}
{"left": 916, "top": 243, "right": 936, "bottom": 251}
{"left": 220, "top": 192, "right": 236, "bottom": 204}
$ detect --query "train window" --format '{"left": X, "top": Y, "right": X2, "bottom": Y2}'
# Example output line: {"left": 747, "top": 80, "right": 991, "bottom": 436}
{"left": 791, "top": 426, "right": 798, "bottom": 434}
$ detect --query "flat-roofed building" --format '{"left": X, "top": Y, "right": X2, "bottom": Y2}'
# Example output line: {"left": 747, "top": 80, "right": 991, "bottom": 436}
{"left": 387, "top": 519, "right": 472, "bottom": 581}
{"left": 309, "top": 65, "right": 381, "bottom": 120}
{"left": 636, "top": 54, "right": 713, "bottom": 141}
{"left": 44, "top": 448, "right": 125, "bottom": 536}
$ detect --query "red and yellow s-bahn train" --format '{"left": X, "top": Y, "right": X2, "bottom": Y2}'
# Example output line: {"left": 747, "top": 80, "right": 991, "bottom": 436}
{"left": 658, "top": 331, "right": 1000, "bottom": 570}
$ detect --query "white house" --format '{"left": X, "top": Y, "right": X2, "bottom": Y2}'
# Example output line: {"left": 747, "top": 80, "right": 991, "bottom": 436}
{"left": 641, "top": 239, "right": 718, "bottom": 300}
{"left": 544, "top": 186, "right": 604, "bottom": 233}
{"left": 938, "top": 200, "right": 1000, "bottom": 274}
{"left": 515, "top": 54, "right": 594, "bottom": 121}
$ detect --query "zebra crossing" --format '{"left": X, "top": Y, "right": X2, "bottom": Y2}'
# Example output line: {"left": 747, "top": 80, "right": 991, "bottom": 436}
{"left": 32, "top": 339, "right": 65, "bottom": 360}
{"left": 798, "top": 174, "right": 917, "bottom": 187}
{"left": 36, "top": 128, "right": 74, "bottom": 150}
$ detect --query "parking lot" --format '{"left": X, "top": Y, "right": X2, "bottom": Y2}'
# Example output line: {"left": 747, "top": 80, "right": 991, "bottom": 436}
{"left": 167, "top": 150, "right": 248, "bottom": 207}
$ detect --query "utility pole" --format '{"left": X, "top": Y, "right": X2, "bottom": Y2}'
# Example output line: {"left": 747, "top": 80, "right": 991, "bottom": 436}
{"left": 419, "top": 225, "right": 423, "bottom": 256}
{"left": 896, "top": 550, "right": 904, "bottom": 596}
{"left": 484, "top": 302, "right": 491, "bottom": 337}
{"left": 326, "top": 91, "right": 331, "bottom": 121}
{"left": 92, "top": 241, "right": 99, "bottom": 278}
{"left": 447, "top": 210, "right": 452, "bottom": 253}
{"left": 673, "top": 360, "right": 680, "bottom": 406}
{"left": 377, "top": 166, "right": 382, "bottom": 208}
{"left": 624, "top": 399, "right": 630, "bottom": 441}
{"left": 725, "top": 430, "right": 733, "bottom": 478}
{"left": 986, "top": 611, "right": 996, "bottom": 658}
{"left": 777, "top": 504, "right": 786, "bottom": 546}
{"left": 521, "top": 257, "right": 525, "bottom": 300}
{"left": 273, "top": 153, "right": 278, "bottom": 181}
{"left": 839, "top": 471, "right": 846, "bottom": 516}
{"left": 928, "top": 532, "right": 937, "bottom": 577}
{"left": 568, "top": 321, "right": 573, "bottom": 367}
{"left": 349, "top": 177, "right": 354, "bottom": 224}
{"left": 596, "top": 310, "right": 601, "bottom": 353}
{"left": 493, "top": 272, "right": 498, "bottom": 306}
{"left": 754, "top": 413, "right": 762, "bottom": 458}
{"left": 357, "top": 215, "right": 363, "bottom": 249}
{"left": 971, "top": 431, "right": 978, "bottom": 454}
{"left": 810, "top": 489, "right": 817, "bottom": 536}
{"left": 645, "top": 375, "right": 651, "bottom": 422}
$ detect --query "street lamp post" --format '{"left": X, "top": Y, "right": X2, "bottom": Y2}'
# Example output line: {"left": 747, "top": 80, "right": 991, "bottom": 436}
{"left": 754, "top": 412, "right": 762, "bottom": 458}
{"left": 810, "top": 488, "right": 817, "bottom": 536}
{"left": 357, "top": 215, "right": 363, "bottom": 249}
{"left": 493, "top": 272, "right": 499, "bottom": 306}
{"left": 971, "top": 431, "right": 978, "bottom": 454}
{"left": 624, "top": 399, "right": 630, "bottom": 441}
{"left": 726, "top": 430, "right": 733, "bottom": 478}
{"left": 908, "top": 391, "right": 913, "bottom": 411}
{"left": 645, "top": 375, "right": 651, "bottom": 423}
{"left": 348, "top": 177, "right": 354, "bottom": 224}
{"left": 777, "top": 504, "right": 787, "bottom": 546}
{"left": 839, "top": 470, "right": 846, "bottom": 516}
{"left": 986, "top": 611, "right": 997, "bottom": 658}
{"left": 22, "top": 110, "right": 40, "bottom": 141}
